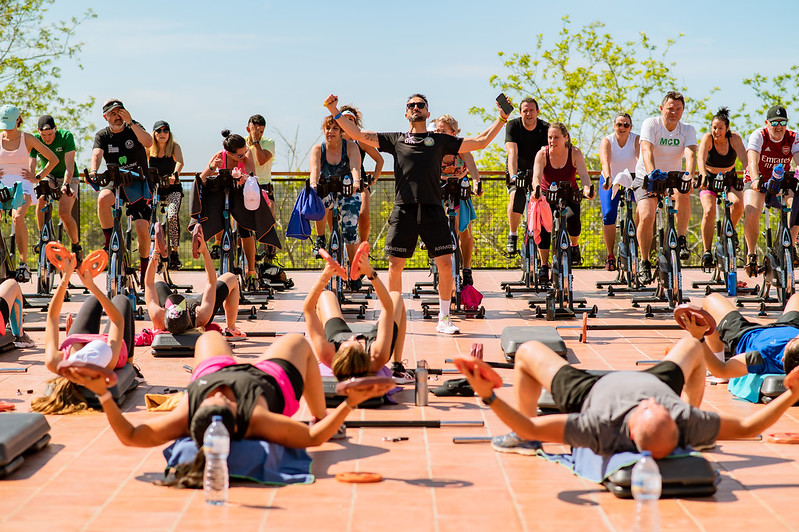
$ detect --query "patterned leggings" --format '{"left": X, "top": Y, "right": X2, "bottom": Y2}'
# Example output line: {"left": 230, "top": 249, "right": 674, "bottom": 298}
{"left": 165, "top": 191, "right": 182, "bottom": 247}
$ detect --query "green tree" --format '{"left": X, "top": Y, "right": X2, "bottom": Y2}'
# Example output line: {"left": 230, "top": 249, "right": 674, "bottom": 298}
{"left": 470, "top": 17, "right": 714, "bottom": 169}
{"left": 0, "top": 0, "right": 96, "bottom": 144}
{"left": 735, "top": 65, "right": 799, "bottom": 133}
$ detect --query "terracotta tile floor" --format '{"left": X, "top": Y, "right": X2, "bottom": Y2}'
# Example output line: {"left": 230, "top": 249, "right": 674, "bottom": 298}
{"left": 2, "top": 267, "right": 799, "bottom": 531}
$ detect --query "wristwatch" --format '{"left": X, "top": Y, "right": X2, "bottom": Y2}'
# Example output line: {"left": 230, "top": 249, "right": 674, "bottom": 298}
{"left": 481, "top": 392, "right": 497, "bottom": 406}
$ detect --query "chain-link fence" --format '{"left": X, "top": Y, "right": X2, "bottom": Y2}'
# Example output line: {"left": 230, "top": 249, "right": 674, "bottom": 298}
{"left": 1, "top": 172, "right": 780, "bottom": 271}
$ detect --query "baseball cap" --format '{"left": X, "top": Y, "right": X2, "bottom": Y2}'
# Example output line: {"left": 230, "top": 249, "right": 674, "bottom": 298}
{"left": 152, "top": 120, "right": 170, "bottom": 131}
{"left": 0, "top": 104, "right": 21, "bottom": 130}
{"left": 767, "top": 105, "right": 788, "bottom": 121}
{"left": 102, "top": 99, "right": 125, "bottom": 114}
{"left": 37, "top": 115, "right": 56, "bottom": 131}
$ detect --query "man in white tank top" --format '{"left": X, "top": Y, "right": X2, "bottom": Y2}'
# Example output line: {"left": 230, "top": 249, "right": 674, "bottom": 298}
{"left": 632, "top": 92, "right": 697, "bottom": 284}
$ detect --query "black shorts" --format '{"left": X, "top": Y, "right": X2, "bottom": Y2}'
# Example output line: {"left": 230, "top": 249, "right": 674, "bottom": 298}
{"left": 188, "top": 280, "right": 231, "bottom": 329}
{"left": 0, "top": 298, "right": 9, "bottom": 335}
{"left": 384, "top": 204, "right": 453, "bottom": 259}
{"left": 324, "top": 317, "right": 399, "bottom": 356}
{"left": 717, "top": 310, "right": 799, "bottom": 354}
{"left": 507, "top": 185, "right": 527, "bottom": 215}
{"left": 550, "top": 361, "right": 685, "bottom": 413}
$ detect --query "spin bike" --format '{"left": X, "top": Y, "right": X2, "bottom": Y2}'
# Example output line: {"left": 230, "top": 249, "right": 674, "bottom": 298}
{"left": 501, "top": 170, "right": 548, "bottom": 297}
{"left": 84, "top": 164, "right": 145, "bottom": 318}
{"left": 149, "top": 169, "right": 191, "bottom": 293}
{"left": 0, "top": 183, "right": 22, "bottom": 280}
{"left": 691, "top": 170, "right": 755, "bottom": 297}
{"left": 419, "top": 176, "right": 485, "bottom": 319}
{"left": 527, "top": 181, "right": 596, "bottom": 320}
{"left": 32, "top": 178, "right": 65, "bottom": 296}
{"left": 199, "top": 169, "right": 264, "bottom": 317}
{"left": 596, "top": 175, "right": 647, "bottom": 295}
{"left": 316, "top": 173, "right": 367, "bottom": 319}
{"left": 736, "top": 170, "right": 798, "bottom": 315}
{"left": 631, "top": 171, "right": 690, "bottom": 317}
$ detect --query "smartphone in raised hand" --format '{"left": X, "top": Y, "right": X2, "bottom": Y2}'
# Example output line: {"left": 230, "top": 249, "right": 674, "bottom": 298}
{"left": 496, "top": 93, "right": 513, "bottom": 115}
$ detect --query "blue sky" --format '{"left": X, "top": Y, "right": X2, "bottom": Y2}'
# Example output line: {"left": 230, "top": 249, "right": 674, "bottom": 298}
{"left": 44, "top": 0, "right": 799, "bottom": 171}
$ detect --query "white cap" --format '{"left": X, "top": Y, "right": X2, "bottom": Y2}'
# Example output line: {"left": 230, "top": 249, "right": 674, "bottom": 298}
{"left": 67, "top": 339, "right": 113, "bottom": 368}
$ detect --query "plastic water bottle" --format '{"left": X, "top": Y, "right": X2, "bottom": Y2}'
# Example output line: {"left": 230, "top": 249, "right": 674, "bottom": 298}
{"left": 773, "top": 163, "right": 785, "bottom": 180}
{"left": 203, "top": 415, "right": 230, "bottom": 506}
{"left": 460, "top": 176, "right": 470, "bottom": 200}
{"left": 631, "top": 451, "right": 661, "bottom": 532}
{"left": 342, "top": 175, "right": 352, "bottom": 196}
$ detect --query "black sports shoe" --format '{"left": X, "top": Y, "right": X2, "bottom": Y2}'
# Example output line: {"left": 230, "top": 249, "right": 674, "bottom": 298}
{"left": 678, "top": 235, "right": 689, "bottom": 261}
{"left": 538, "top": 265, "right": 550, "bottom": 286}
{"left": 701, "top": 251, "right": 714, "bottom": 271}
{"left": 71, "top": 243, "right": 83, "bottom": 266}
{"left": 638, "top": 259, "right": 653, "bottom": 285}
{"left": 745, "top": 254, "right": 758, "bottom": 277}
{"left": 506, "top": 234, "right": 518, "bottom": 255}
{"left": 210, "top": 245, "right": 220, "bottom": 260}
{"left": 349, "top": 277, "right": 363, "bottom": 291}
{"left": 313, "top": 235, "right": 326, "bottom": 258}
{"left": 462, "top": 268, "right": 473, "bottom": 286}
{"left": 168, "top": 250, "right": 182, "bottom": 270}
{"left": 570, "top": 246, "right": 582, "bottom": 266}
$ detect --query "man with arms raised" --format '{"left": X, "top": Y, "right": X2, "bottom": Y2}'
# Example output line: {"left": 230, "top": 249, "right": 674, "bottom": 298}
{"left": 323, "top": 93, "right": 508, "bottom": 335}
{"left": 633, "top": 91, "right": 697, "bottom": 284}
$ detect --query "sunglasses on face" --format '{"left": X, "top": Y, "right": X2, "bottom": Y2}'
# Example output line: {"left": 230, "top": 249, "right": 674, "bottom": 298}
{"left": 228, "top": 150, "right": 247, "bottom": 159}
{"left": 155, "top": 127, "right": 169, "bottom": 133}
{"left": 615, "top": 122, "right": 631, "bottom": 128}
{"left": 770, "top": 120, "right": 788, "bottom": 127}
{"left": 407, "top": 102, "right": 426, "bottom": 110}
{"left": 354, "top": 334, "right": 367, "bottom": 342}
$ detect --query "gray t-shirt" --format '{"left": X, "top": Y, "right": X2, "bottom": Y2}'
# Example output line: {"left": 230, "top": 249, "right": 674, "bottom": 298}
{"left": 563, "top": 372, "right": 720, "bottom": 456}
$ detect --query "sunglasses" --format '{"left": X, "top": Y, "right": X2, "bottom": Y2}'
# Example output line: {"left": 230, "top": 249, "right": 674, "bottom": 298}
{"left": 770, "top": 120, "right": 788, "bottom": 127}
{"left": 155, "top": 127, "right": 170, "bottom": 133}
{"left": 228, "top": 150, "right": 248, "bottom": 159}
{"left": 407, "top": 102, "right": 426, "bottom": 110}
{"left": 615, "top": 122, "right": 631, "bottom": 128}
{"left": 354, "top": 334, "right": 367, "bottom": 342}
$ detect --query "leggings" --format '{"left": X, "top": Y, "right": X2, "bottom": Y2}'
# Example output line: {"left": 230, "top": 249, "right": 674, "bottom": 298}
{"left": 165, "top": 191, "right": 182, "bottom": 248}
{"left": 538, "top": 200, "right": 582, "bottom": 249}
{"left": 71, "top": 295, "right": 134, "bottom": 361}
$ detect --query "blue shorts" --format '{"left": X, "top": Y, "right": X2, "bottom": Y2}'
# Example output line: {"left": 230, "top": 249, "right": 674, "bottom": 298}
{"left": 598, "top": 175, "right": 621, "bottom": 226}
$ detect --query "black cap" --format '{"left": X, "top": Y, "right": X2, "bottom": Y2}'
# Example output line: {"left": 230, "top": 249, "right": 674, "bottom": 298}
{"left": 767, "top": 105, "right": 788, "bottom": 121}
{"left": 153, "top": 120, "right": 170, "bottom": 131}
{"left": 102, "top": 99, "right": 124, "bottom": 114}
{"left": 37, "top": 115, "right": 56, "bottom": 131}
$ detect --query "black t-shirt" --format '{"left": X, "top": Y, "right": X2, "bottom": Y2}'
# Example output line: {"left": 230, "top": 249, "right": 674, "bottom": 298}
{"left": 504, "top": 117, "right": 549, "bottom": 172}
{"left": 377, "top": 132, "right": 463, "bottom": 205}
{"left": 93, "top": 125, "right": 150, "bottom": 175}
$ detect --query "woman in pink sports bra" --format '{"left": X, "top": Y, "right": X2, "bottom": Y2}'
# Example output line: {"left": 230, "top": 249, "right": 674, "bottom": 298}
{"left": 0, "top": 104, "right": 59, "bottom": 276}
{"left": 69, "top": 330, "right": 392, "bottom": 484}
{"left": 33, "top": 254, "right": 133, "bottom": 414}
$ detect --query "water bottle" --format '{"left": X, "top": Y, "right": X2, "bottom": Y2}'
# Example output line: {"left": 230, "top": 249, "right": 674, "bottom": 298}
{"left": 203, "top": 415, "right": 230, "bottom": 506}
{"left": 773, "top": 163, "right": 785, "bottom": 180}
{"left": 460, "top": 176, "right": 470, "bottom": 200}
{"left": 631, "top": 451, "right": 661, "bottom": 532}
{"left": 768, "top": 163, "right": 784, "bottom": 195}
{"left": 342, "top": 175, "right": 353, "bottom": 196}
{"left": 415, "top": 360, "right": 429, "bottom": 406}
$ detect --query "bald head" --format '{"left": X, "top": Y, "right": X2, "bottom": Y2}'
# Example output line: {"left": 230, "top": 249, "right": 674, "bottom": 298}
{"left": 628, "top": 397, "right": 679, "bottom": 459}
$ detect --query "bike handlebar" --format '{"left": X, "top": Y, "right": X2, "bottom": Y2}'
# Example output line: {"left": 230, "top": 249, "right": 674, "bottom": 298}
{"left": 642, "top": 170, "right": 691, "bottom": 196}
{"left": 83, "top": 164, "right": 144, "bottom": 188}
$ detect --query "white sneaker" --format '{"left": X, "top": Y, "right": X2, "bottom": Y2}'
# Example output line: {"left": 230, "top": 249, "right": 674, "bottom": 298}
{"left": 436, "top": 316, "right": 459, "bottom": 335}
{"left": 706, "top": 370, "right": 728, "bottom": 384}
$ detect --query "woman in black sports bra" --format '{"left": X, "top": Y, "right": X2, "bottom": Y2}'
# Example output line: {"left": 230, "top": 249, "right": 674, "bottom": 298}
{"left": 697, "top": 107, "right": 748, "bottom": 269}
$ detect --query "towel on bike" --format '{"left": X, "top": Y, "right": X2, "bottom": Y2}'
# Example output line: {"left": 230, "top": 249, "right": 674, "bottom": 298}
{"left": 458, "top": 198, "right": 477, "bottom": 233}
{"left": 0, "top": 182, "right": 24, "bottom": 211}
{"left": 527, "top": 195, "right": 552, "bottom": 245}
{"left": 121, "top": 179, "right": 152, "bottom": 206}
{"left": 190, "top": 175, "right": 281, "bottom": 249}
{"left": 286, "top": 190, "right": 312, "bottom": 240}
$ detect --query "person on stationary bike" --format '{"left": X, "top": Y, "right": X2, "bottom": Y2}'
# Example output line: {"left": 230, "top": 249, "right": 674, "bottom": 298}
{"left": 29, "top": 115, "right": 82, "bottom": 263}
{"left": 599, "top": 112, "right": 639, "bottom": 272}
{"left": 632, "top": 91, "right": 698, "bottom": 285}
{"left": 89, "top": 99, "right": 153, "bottom": 286}
{"left": 696, "top": 107, "right": 748, "bottom": 270}
{"left": 0, "top": 104, "right": 59, "bottom": 280}
{"left": 309, "top": 115, "right": 362, "bottom": 285}
{"left": 530, "top": 122, "right": 593, "bottom": 285}
{"left": 504, "top": 97, "right": 549, "bottom": 255}
{"left": 434, "top": 114, "right": 482, "bottom": 287}
{"left": 193, "top": 130, "right": 281, "bottom": 289}
{"left": 742, "top": 105, "right": 799, "bottom": 277}
{"left": 148, "top": 120, "right": 185, "bottom": 270}
{"left": 144, "top": 224, "right": 245, "bottom": 338}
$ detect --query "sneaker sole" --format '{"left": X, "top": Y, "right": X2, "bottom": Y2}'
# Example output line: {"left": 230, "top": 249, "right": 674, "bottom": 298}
{"left": 491, "top": 442, "right": 539, "bottom": 456}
